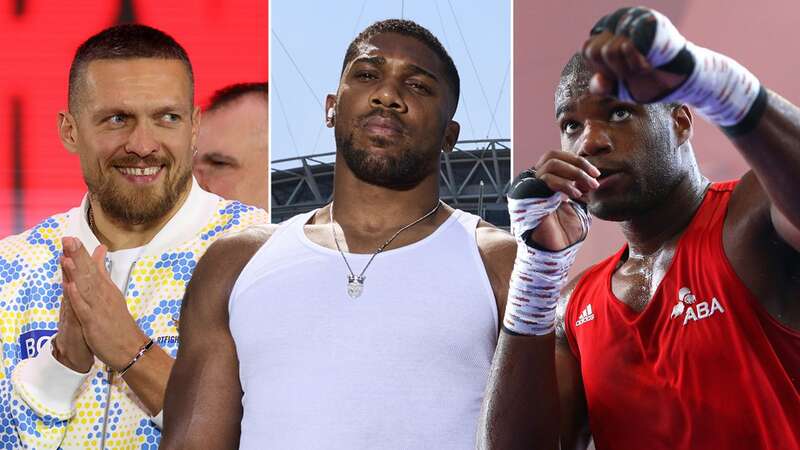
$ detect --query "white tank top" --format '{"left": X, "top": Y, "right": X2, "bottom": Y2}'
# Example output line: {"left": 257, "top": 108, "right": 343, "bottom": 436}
{"left": 229, "top": 208, "right": 499, "bottom": 449}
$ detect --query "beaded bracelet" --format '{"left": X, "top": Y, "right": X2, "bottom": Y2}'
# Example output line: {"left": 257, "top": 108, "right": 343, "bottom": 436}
{"left": 118, "top": 339, "right": 154, "bottom": 376}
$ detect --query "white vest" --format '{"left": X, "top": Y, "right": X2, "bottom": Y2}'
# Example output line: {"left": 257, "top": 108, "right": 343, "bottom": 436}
{"left": 229, "top": 208, "right": 499, "bottom": 449}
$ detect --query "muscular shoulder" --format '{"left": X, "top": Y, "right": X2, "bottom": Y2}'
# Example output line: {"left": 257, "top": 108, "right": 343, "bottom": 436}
{"left": 729, "top": 171, "right": 800, "bottom": 249}
{"left": 476, "top": 221, "right": 517, "bottom": 265}
{"left": 187, "top": 224, "right": 276, "bottom": 305}
{"left": 475, "top": 221, "right": 517, "bottom": 316}
{"left": 200, "top": 224, "right": 276, "bottom": 273}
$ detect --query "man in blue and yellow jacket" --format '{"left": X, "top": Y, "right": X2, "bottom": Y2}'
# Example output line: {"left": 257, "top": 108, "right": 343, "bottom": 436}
{"left": 0, "top": 24, "right": 266, "bottom": 448}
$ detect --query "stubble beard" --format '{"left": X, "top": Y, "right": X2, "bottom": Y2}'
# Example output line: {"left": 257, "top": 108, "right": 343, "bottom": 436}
{"left": 336, "top": 128, "right": 438, "bottom": 191}
{"left": 86, "top": 157, "right": 192, "bottom": 226}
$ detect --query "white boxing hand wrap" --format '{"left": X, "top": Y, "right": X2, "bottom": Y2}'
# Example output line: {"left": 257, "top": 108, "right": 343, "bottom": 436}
{"left": 656, "top": 42, "right": 761, "bottom": 127}
{"left": 504, "top": 177, "right": 590, "bottom": 336}
{"left": 605, "top": 8, "right": 765, "bottom": 131}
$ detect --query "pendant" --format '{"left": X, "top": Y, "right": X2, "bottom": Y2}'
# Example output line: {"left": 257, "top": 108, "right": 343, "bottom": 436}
{"left": 347, "top": 275, "right": 365, "bottom": 299}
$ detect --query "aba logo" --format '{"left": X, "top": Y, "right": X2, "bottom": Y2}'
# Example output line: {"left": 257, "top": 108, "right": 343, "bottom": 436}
{"left": 670, "top": 287, "right": 725, "bottom": 326}
{"left": 19, "top": 329, "right": 57, "bottom": 359}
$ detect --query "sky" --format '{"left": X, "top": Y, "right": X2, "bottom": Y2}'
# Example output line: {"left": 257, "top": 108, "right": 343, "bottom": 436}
{"left": 269, "top": 0, "right": 511, "bottom": 167}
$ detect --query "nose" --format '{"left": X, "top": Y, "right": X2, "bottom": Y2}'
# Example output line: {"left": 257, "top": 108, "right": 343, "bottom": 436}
{"left": 125, "top": 122, "right": 159, "bottom": 157}
{"left": 577, "top": 120, "right": 613, "bottom": 157}
{"left": 369, "top": 79, "right": 407, "bottom": 113}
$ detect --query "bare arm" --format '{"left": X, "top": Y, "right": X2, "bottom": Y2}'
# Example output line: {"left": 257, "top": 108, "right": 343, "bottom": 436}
{"left": 729, "top": 91, "right": 800, "bottom": 250}
{"left": 121, "top": 345, "right": 174, "bottom": 416}
{"left": 159, "top": 226, "right": 273, "bottom": 449}
{"left": 554, "top": 276, "right": 591, "bottom": 450}
{"left": 475, "top": 224, "right": 559, "bottom": 450}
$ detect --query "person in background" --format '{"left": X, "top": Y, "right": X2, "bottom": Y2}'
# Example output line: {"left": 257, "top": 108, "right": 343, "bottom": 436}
{"left": 193, "top": 82, "right": 269, "bottom": 212}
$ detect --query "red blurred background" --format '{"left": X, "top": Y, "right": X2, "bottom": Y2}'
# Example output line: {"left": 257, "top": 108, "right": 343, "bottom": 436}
{"left": 0, "top": 0, "right": 267, "bottom": 237}
{"left": 514, "top": 0, "right": 800, "bottom": 274}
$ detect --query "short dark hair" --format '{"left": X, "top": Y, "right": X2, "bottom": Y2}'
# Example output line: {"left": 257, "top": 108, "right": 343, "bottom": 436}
{"left": 206, "top": 82, "right": 268, "bottom": 112}
{"left": 556, "top": 52, "right": 680, "bottom": 113}
{"left": 68, "top": 24, "right": 194, "bottom": 113}
{"left": 342, "top": 19, "right": 460, "bottom": 107}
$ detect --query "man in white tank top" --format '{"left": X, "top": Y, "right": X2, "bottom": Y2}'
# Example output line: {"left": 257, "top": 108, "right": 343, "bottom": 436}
{"left": 161, "top": 20, "right": 557, "bottom": 449}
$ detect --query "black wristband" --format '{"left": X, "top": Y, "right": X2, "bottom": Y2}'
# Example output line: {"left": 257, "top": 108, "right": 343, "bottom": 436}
{"left": 722, "top": 85, "right": 769, "bottom": 137}
{"left": 118, "top": 338, "right": 154, "bottom": 376}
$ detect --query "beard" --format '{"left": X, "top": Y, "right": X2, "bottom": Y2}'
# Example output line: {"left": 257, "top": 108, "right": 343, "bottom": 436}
{"left": 335, "top": 113, "right": 438, "bottom": 190}
{"left": 85, "top": 154, "right": 192, "bottom": 226}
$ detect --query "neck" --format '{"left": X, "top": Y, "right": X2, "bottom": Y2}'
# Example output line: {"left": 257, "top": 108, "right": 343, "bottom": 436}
{"left": 89, "top": 184, "right": 191, "bottom": 252}
{"left": 323, "top": 155, "right": 441, "bottom": 232}
{"left": 620, "top": 168, "right": 708, "bottom": 257}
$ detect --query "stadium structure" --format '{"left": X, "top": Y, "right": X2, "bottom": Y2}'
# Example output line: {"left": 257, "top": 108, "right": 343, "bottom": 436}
{"left": 271, "top": 138, "right": 511, "bottom": 227}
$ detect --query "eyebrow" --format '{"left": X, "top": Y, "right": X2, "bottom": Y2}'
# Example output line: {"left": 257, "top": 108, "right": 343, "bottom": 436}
{"left": 91, "top": 107, "right": 131, "bottom": 121}
{"left": 555, "top": 102, "right": 574, "bottom": 119}
{"left": 351, "top": 56, "right": 440, "bottom": 82}
{"left": 351, "top": 56, "right": 386, "bottom": 68}
{"left": 152, "top": 105, "right": 188, "bottom": 115}
{"left": 91, "top": 104, "right": 187, "bottom": 120}
{"left": 555, "top": 97, "right": 618, "bottom": 119}
{"left": 405, "top": 63, "right": 439, "bottom": 82}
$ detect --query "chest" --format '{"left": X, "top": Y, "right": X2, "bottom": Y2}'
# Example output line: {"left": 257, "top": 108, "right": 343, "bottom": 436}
{"left": 610, "top": 246, "right": 676, "bottom": 313}
{"left": 229, "top": 232, "right": 499, "bottom": 371}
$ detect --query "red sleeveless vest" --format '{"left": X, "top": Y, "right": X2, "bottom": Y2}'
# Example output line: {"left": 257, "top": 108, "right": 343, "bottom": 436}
{"left": 565, "top": 181, "right": 800, "bottom": 450}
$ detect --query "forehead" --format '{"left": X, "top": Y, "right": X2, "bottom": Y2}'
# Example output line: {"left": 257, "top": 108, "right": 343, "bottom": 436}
{"left": 349, "top": 32, "right": 444, "bottom": 76}
{"left": 199, "top": 95, "right": 267, "bottom": 155}
{"left": 204, "top": 95, "right": 267, "bottom": 132}
{"left": 554, "top": 70, "right": 593, "bottom": 116}
{"left": 82, "top": 58, "right": 192, "bottom": 109}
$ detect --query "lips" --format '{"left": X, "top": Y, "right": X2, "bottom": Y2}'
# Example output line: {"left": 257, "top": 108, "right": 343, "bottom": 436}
{"left": 361, "top": 114, "right": 405, "bottom": 138}
{"left": 595, "top": 168, "right": 625, "bottom": 190}
{"left": 114, "top": 164, "right": 165, "bottom": 184}
{"left": 117, "top": 166, "right": 160, "bottom": 176}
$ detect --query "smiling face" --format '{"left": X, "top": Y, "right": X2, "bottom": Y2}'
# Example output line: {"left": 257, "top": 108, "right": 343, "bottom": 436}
{"left": 555, "top": 81, "right": 684, "bottom": 221}
{"left": 331, "top": 32, "right": 459, "bottom": 190}
{"left": 65, "top": 58, "right": 197, "bottom": 225}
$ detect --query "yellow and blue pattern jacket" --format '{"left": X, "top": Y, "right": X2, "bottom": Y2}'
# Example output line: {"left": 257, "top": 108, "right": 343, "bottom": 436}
{"left": 0, "top": 181, "right": 267, "bottom": 449}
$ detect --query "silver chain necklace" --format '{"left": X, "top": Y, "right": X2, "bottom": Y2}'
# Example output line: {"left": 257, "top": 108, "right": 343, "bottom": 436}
{"left": 330, "top": 200, "right": 442, "bottom": 299}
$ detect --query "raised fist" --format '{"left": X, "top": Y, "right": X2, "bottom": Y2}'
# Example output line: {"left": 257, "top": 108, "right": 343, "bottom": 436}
{"left": 583, "top": 7, "right": 691, "bottom": 103}
{"left": 583, "top": 6, "right": 762, "bottom": 129}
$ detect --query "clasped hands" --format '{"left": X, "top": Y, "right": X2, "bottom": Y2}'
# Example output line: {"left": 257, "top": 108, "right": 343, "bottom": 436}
{"left": 52, "top": 236, "right": 149, "bottom": 375}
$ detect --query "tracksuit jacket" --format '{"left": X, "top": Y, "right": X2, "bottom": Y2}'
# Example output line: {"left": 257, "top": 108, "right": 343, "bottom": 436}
{"left": 0, "top": 180, "right": 267, "bottom": 449}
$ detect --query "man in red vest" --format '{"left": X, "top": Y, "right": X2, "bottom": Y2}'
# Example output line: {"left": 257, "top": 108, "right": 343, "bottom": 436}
{"left": 479, "top": 7, "right": 799, "bottom": 450}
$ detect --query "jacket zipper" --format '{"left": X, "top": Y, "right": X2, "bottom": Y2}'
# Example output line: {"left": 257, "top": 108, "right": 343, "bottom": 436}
{"left": 99, "top": 369, "right": 114, "bottom": 449}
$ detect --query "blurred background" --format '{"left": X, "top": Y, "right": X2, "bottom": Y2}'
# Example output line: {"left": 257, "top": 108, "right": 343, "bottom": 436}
{"left": 514, "top": 0, "right": 800, "bottom": 274}
{"left": 270, "top": 0, "right": 511, "bottom": 224}
{"left": 0, "top": 0, "right": 268, "bottom": 237}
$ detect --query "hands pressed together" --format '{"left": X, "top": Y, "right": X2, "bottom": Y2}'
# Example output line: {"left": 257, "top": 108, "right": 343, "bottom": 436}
{"left": 53, "top": 236, "right": 149, "bottom": 374}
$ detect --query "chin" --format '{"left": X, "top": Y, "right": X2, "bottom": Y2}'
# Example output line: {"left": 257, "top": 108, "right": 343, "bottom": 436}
{"left": 586, "top": 195, "right": 641, "bottom": 222}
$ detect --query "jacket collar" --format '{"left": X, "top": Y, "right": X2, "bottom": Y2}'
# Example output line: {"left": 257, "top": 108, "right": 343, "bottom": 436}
{"left": 66, "top": 178, "right": 222, "bottom": 256}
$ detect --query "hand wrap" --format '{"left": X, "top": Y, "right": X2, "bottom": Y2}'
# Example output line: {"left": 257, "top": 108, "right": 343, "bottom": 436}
{"left": 592, "top": 7, "right": 767, "bottom": 135}
{"left": 503, "top": 171, "right": 590, "bottom": 336}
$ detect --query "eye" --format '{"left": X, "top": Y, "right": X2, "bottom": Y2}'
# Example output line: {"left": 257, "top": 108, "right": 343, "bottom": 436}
{"left": 107, "top": 114, "right": 127, "bottom": 126}
{"left": 561, "top": 120, "right": 581, "bottom": 135}
{"left": 355, "top": 71, "right": 378, "bottom": 81}
{"left": 161, "top": 113, "right": 181, "bottom": 123}
{"left": 609, "top": 107, "right": 632, "bottom": 122}
{"left": 407, "top": 80, "right": 431, "bottom": 94}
